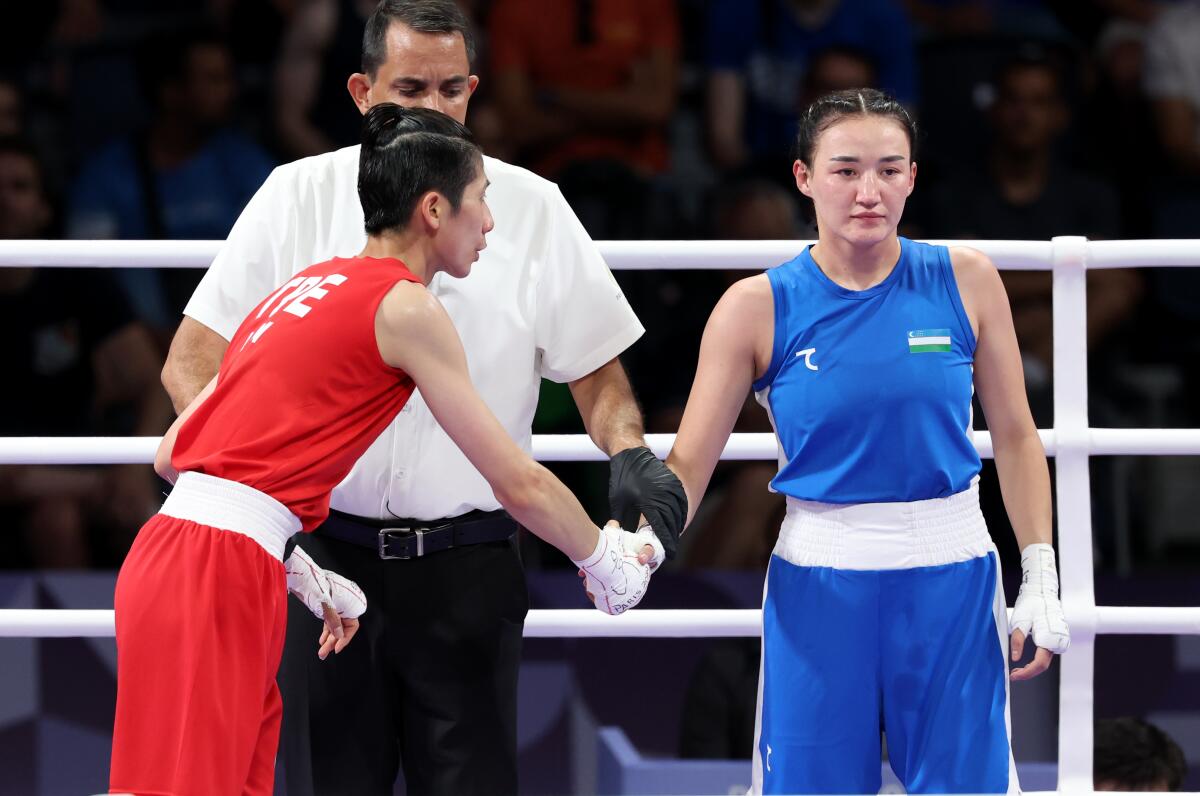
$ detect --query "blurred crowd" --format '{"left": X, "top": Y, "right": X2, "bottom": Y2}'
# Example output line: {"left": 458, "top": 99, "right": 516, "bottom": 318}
{"left": 1, "top": 0, "right": 1199, "bottom": 573}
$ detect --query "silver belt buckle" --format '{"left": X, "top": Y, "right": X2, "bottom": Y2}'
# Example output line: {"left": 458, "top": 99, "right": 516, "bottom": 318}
{"left": 377, "top": 527, "right": 425, "bottom": 559}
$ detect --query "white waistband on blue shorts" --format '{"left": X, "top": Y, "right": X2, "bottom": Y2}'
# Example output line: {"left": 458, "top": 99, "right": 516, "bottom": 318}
{"left": 159, "top": 471, "right": 300, "bottom": 562}
{"left": 773, "top": 479, "right": 991, "bottom": 571}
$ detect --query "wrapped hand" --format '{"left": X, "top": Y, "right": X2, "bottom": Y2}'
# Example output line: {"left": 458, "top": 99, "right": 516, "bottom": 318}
{"left": 572, "top": 523, "right": 661, "bottom": 615}
{"left": 1010, "top": 543, "right": 1070, "bottom": 680}
{"left": 284, "top": 545, "right": 367, "bottom": 658}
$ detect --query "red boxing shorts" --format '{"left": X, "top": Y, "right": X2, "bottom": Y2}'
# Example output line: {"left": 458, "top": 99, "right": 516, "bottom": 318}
{"left": 110, "top": 472, "right": 299, "bottom": 796}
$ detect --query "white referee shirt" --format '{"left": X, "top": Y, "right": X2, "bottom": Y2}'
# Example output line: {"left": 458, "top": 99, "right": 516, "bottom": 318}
{"left": 184, "top": 145, "right": 644, "bottom": 520}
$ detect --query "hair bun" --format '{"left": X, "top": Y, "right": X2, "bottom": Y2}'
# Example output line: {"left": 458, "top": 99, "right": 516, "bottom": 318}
{"left": 361, "top": 103, "right": 475, "bottom": 148}
{"left": 362, "top": 102, "right": 407, "bottom": 145}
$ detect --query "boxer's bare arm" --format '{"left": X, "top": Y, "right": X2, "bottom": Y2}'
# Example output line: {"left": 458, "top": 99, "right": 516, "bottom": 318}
{"left": 667, "top": 276, "right": 773, "bottom": 527}
{"left": 951, "top": 247, "right": 1052, "bottom": 554}
{"left": 375, "top": 282, "right": 612, "bottom": 563}
{"left": 162, "top": 318, "right": 229, "bottom": 413}
{"left": 951, "top": 246, "right": 1065, "bottom": 679}
{"left": 154, "top": 375, "right": 217, "bottom": 484}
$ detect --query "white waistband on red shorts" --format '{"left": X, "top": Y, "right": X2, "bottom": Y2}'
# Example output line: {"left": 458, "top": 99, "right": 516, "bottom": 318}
{"left": 774, "top": 479, "right": 991, "bottom": 571}
{"left": 159, "top": 471, "right": 300, "bottom": 561}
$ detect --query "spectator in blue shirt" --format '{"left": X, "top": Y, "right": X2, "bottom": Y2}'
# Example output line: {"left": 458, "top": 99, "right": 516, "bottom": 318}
{"left": 705, "top": 0, "right": 917, "bottom": 173}
{"left": 69, "top": 28, "right": 274, "bottom": 334}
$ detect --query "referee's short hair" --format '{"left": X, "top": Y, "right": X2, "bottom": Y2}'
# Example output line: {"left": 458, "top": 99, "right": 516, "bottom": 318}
{"left": 362, "top": 0, "right": 476, "bottom": 75}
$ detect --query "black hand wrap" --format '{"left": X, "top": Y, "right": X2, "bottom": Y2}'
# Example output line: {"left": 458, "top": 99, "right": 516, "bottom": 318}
{"left": 608, "top": 446, "right": 688, "bottom": 560}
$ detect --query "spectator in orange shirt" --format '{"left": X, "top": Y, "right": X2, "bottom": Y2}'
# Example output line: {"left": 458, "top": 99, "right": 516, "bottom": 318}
{"left": 488, "top": 0, "right": 680, "bottom": 237}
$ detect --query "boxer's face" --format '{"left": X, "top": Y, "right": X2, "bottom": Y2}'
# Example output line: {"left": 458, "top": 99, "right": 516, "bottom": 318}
{"left": 434, "top": 162, "right": 493, "bottom": 279}
{"left": 794, "top": 115, "right": 915, "bottom": 248}
{"left": 351, "top": 23, "right": 478, "bottom": 125}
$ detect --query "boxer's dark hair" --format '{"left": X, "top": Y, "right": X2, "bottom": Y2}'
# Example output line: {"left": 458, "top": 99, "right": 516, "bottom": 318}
{"left": 358, "top": 103, "right": 480, "bottom": 235}
{"left": 796, "top": 87, "right": 917, "bottom": 167}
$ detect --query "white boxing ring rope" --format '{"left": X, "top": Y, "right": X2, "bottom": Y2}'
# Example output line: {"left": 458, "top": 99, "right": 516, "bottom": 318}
{"left": 10, "top": 428, "right": 1200, "bottom": 463}
{"left": 8, "top": 606, "right": 1200, "bottom": 639}
{"left": 2, "top": 235, "right": 1200, "bottom": 792}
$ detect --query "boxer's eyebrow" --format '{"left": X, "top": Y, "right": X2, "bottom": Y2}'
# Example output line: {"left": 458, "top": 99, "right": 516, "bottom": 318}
{"left": 828, "top": 155, "right": 906, "bottom": 162}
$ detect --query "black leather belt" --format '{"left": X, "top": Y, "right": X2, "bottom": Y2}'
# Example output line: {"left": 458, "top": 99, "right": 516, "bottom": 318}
{"left": 316, "top": 508, "right": 517, "bottom": 560}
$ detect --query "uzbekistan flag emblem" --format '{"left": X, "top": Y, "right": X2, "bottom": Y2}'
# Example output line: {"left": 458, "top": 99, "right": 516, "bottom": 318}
{"left": 908, "top": 328, "right": 951, "bottom": 353}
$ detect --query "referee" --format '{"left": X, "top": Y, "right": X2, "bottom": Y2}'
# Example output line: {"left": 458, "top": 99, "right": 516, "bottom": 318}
{"left": 159, "top": 3, "right": 686, "bottom": 794}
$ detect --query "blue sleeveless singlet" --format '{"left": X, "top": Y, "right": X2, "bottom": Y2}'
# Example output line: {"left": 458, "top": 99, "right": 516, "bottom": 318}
{"left": 752, "top": 237, "right": 981, "bottom": 503}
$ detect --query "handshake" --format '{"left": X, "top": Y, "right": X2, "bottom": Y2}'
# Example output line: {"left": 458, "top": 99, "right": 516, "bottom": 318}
{"left": 573, "top": 522, "right": 666, "bottom": 615}
{"left": 572, "top": 446, "right": 689, "bottom": 615}
{"left": 285, "top": 447, "right": 687, "bottom": 634}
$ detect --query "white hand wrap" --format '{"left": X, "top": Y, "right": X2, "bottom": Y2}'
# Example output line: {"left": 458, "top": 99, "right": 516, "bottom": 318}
{"left": 1010, "top": 543, "right": 1070, "bottom": 654}
{"left": 284, "top": 545, "right": 367, "bottom": 621}
{"left": 572, "top": 525, "right": 658, "bottom": 615}
{"left": 634, "top": 522, "right": 667, "bottom": 571}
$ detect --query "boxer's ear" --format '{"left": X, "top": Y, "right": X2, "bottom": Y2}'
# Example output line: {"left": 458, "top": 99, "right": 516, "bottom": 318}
{"left": 417, "top": 191, "right": 443, "bottom": 231}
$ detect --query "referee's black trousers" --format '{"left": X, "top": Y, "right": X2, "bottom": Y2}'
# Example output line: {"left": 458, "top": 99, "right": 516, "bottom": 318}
{"left": 277, "top": 527, "right": 528, "bottom": 796}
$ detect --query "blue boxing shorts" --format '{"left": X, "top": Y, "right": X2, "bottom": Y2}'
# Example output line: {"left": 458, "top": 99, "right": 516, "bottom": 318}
{"left": 751, "top": 481, "right": 1017, "bottom": 795}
